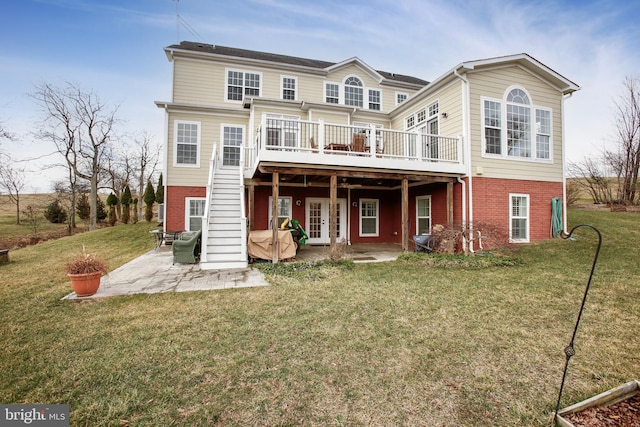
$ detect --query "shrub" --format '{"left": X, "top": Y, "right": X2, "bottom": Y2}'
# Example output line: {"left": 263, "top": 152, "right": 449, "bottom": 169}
{"left": 143, "top": 181, "right": 155, "bottom": 222}
{"left": 121, "top": 185, "right": 132, "bottom": 224}
{"left": 77, "top": 193, "right": 90, "bottom": 220}
{"left": 106, "top": 193, "right": 118, "bottom": 226}
{"left": 44, "top": 200, "right": 68, "bottom": 224}
{"left": 96, "top": 197, "right": 107, "bottom": 222}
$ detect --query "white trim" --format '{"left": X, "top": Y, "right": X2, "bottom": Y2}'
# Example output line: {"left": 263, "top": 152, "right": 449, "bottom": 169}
{"left": 280, "top": 75, "right": 297, "bottom": 101}
{"left": 185, "top": 197, "right": 206, "bottom": 231}
{"left": 359, "top": 198, "right": 379, "bottom": 237}
{"left": 415, "top": 195, "right": 432, "bottom": 235}
{"left": 480, "top": 93, "right": 554, "bottom": 164}
{"left": 173, "top": 120, "right": 201, "bottom": 168}
{"left": 509, "top": 193, "right": 530, "bottom": 243}
{"left": 224, "top": 68, "right": 263, "bottom": 104}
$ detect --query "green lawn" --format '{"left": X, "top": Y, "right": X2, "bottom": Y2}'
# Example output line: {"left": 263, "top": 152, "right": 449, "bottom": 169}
{"left": 0, "top": 210, "right": 638, "bottom": 426}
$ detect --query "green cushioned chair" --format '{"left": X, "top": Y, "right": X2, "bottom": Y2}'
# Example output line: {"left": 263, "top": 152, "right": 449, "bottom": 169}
{"left": 172, "top": 230, "right": 202, "bottom": 264}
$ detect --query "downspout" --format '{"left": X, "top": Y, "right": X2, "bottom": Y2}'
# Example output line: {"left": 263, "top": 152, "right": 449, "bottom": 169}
{"left": 454, "top": 68, "right": 473, "bottom": 253}
{"left": 561, "top": 92, "right": 573, "bottom": 235}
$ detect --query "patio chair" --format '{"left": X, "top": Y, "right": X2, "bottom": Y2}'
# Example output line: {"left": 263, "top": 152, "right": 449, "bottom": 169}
{"left": 352, "top": 133, "right": 366, "bottom": 152}
{"left": 172, "top": 230, "right": 202, "bottom": 264}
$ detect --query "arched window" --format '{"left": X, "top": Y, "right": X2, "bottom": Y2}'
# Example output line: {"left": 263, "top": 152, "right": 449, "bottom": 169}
{"left": 507, "top": 88, "right": 530, "bottom": 105}
{"left": 506, "top": 87, "right": 531, "bottom": 157}
{"left": 344, "top": 76, "right": 363, "bottom": 107}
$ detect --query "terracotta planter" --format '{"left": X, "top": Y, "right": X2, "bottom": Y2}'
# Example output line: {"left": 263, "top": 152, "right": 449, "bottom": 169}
{"left": 68, "top": 271, "right": 102, "bottom": 297}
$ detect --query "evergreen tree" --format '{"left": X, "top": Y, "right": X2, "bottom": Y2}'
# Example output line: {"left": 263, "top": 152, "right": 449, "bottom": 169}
{"left": 77, "top": 193, "right": 90, "bottom": 220}
{"left": 44, "top": 200, "right": 68, "bottom": 224}
{"left": 155, "top": 173, "right": 164, "bottom": 204}
{"left": 121, "top": 185, "right": 132, "bottom": 224}
{"left": 106, "top": 193, "right": 118, "bottom": 226}
{"left": 143, "top": 180, "right": 155, "bottom": 222}
{"left": 96, "top": 197, "right": 107, "bottom": 222}
{"left": 132, "top": 198, "right": 139, "bottom": 224}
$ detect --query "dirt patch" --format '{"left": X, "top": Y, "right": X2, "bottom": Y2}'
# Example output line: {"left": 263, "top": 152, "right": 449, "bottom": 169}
{"left": 0, "top": 227, "right": 90, "bottom": 250}
{"left": 565, "top": 395, "right": 640, "bottom": 426}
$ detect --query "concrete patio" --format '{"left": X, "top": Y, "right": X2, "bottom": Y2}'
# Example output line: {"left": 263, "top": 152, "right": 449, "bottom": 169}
{"left": 63, "top": 243, "right": 403, "bottom": 300}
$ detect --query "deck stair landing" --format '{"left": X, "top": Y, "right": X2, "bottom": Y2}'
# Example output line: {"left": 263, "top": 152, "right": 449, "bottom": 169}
{"left": 200, "top": 167, "right": 247, "bottom": 270}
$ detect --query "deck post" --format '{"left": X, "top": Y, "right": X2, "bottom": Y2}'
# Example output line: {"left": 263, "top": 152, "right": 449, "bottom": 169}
{"left": 447, "top": 180, "right": 454, "bottom": 228}
{"left": 330, "top": 174, "right": 337, "bottom": 258}
{"left": 272, "top": 173, "right": 279, "bottom": 263}
{"left": 402, "top": 177, "right": 409, "bottom": 252}
{"left": 248, "top": 183, "right": 255, "bottom": 231}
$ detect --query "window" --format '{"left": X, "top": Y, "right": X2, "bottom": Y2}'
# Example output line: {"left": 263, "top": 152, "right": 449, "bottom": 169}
{"left": 396, "top": 92, "right": 408, "bottom": 105}
{"left": 536, "top": 109, "right": 551, "bottom": 159}
{"left": 185, "top": 198, "right": 206, "bottom": 231}
{"left": 368, "top": 89, "right": 381, "bottom": 110}
{"left": 484, "top": 100, "right": 502, "bottom": 155}
{"left": 226, "top": 70, "right": 260, "bottom": 101}
{"left": 360, "top": 199, "right": 379, "bottom": 236}
{"left": 325, "top": 83, "right": 339, "bottom": 104}
{"left": 482, "top": 88, "right": 552, "bottom": 161}
{"left": 416, "top": 196, "right": 431, "bottom": 235}
{"left": 268, "top": 196, "right": 292, "bottom": 229}
{"left": 282, "top": 76, "right": 296, "bottom": 100}
{"left": 174, "top": 121, "right": 200, "bottom": 167}
{"left": 344, "top": 76, "right": 364, "bottom": 107}
{"left": 222, "top": 125, "right": 243, "bottom": 166}
{"left": 510, "top": 194, "right": 529, "bottom": 242}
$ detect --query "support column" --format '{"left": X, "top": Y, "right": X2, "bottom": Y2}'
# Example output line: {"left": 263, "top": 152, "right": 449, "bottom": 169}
{"left": 271, "top": 173, "right": 279, "bottom": 263}
{"left": 401, "top": 177, "right": 409, "bottom": 253}
{"left": 248, "top": 183, "right": 255, "bottom": 231}
{"left": 447, "top": 180, "right": 454, "bottom": 229}
{"left": 330, "top": 174, "right": 337, "bottom": 259}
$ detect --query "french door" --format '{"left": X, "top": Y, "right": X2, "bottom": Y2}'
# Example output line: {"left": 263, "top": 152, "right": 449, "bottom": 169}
{"left": 305, "top": 198, "right": 347, "bottom": 245}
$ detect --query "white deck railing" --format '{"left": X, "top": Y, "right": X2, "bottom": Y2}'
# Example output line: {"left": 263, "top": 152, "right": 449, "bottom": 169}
{"left": 246, "top": 118, "right": 465, "bottom": 175}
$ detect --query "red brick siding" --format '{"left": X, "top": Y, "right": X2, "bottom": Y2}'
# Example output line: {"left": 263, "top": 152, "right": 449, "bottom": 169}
{"left": 471, "top": 177, "right": 563, "bottom": 242}
{"left": 166, "top": 186, "right": 206, "bottom": 232}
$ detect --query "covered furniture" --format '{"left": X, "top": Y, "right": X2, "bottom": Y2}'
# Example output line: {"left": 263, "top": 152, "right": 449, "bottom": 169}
{"left": 248, "top": 230, "right": 296, "bottom": 261}
{"left": 172, "top": 230, "right": 202, "bottom": 264}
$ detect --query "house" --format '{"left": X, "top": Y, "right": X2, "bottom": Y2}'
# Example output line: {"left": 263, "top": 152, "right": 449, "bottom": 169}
{"left": 155, "top": 41, "right": 580, "bottom": 269}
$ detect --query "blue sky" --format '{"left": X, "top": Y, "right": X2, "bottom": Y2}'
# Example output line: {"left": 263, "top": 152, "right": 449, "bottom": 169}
{"left": 2, "top": 0, "right": 640, "bottom": 192}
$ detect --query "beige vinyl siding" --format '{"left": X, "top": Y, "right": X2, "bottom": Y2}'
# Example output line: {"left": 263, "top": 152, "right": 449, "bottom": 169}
{"left": 173, "top": 59, "right": 226, "bottom": 106}
{"left": 468, "top": 66, "right": 564, "bottom": 182}
{"left": 167, "top": 112, "right": 247, "bottom": 187}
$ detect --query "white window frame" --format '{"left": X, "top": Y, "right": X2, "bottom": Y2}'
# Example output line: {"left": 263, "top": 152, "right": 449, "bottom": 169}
{"left": 281, "top": 75, "right": 297, "bottom": 101}
{"left": 325, "top": 81, "right": 340, "bottom": 104}
{"left": 416, "top": 195, "right": 432, "bottom": 235}
{"left": 481, "top": 87, "right": 553, "bottom": 163}
{"left": 221, "top": 124, "right": 244, "bottom": 167}
{"left": 173, "top": 120, "right": 201, "bottom": 168}
{"left": 396, "top": 92, "right": 408, "bottom": 105}
{"left": 225, "top": 68, "right": 262, "bottom": 103}
{"left": 359, "top": 198, "right": 379, "bottom": 237}
{"left": 509, "top": 193, "right": 530, "bottom": 243}
{"left": 268, "top": 196, "right": 293, "bottom": 229}
{"left": 185, "top": 197, "right": 206, "bottom": 232}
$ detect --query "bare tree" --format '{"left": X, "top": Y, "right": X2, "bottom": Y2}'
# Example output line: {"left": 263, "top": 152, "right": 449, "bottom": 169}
{"left": 132, "top": 132, "right": 160, "bottom": 221}
{"left": 31, "top": 82, "right": 119, "bottom": 230}
{"left": 607, "top": 77, "right": 640, "bottom": 204}
{"left": 568, "top": 156, "right": 613, "bottom": 204}
{"left": 0, "top": 153, "right": 26, "bottom": 224}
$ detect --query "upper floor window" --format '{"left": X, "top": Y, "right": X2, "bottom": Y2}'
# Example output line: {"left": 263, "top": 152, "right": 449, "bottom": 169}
{"left": 482, "top": 87, "right": 552, "bottom": 161}
{"left": 325, "top": 83, "right": 339, "bottom": 104}
{"left": 396, "top": 92, "right": 408, "bottom": 105}
{"left": 174, "top": 121, "right": 200, "bottom": 167}
{"left": 282, "top": 76, "right": 296, "bottom": 100}
{"left": 226, "top": 70, "right": 260, "bottom": 102}
{"left": 368, "top": 89, "right": 381, "bottom": 110}
{"left": 325, "top": 76, "right": 381, "bottom": 111}
{"left": 344, "top": 76, "right": 363, "bottom": 107}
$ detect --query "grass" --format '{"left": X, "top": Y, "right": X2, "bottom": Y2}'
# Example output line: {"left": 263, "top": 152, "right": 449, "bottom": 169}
{"left": 0, "top": 210, "right": 638, "bottom": 426}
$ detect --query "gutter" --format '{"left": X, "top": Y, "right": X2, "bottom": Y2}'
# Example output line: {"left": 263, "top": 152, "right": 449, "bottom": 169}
{"left": 453, "top": 67, "right": 474, "bottom": 253}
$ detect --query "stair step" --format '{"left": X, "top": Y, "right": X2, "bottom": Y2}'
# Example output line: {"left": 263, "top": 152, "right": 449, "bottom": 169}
{"left": 200, "top": 260, "right": 248, "bottom": 270}
{"left": 207, "top": 230, "right": 241, "bottom": 238}
{"left": 207, "top": 237, "right": 242, "bottom": 246}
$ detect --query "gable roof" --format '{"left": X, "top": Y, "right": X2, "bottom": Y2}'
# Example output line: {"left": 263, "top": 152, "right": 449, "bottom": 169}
{"left": 165, "top": 41, "right": 429, "bottom": 87}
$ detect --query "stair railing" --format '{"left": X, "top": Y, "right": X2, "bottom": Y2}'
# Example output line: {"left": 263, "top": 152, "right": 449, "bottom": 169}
{"left": 238, "top": 142, "right": 247, "bottom": 262}
{"left": 200, "top": 144, "right": 219, "bottom": 263}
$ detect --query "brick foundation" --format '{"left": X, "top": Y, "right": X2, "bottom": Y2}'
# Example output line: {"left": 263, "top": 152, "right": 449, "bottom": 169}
{"left": 166, "top": 186, "right": 206, "bottom": 232}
